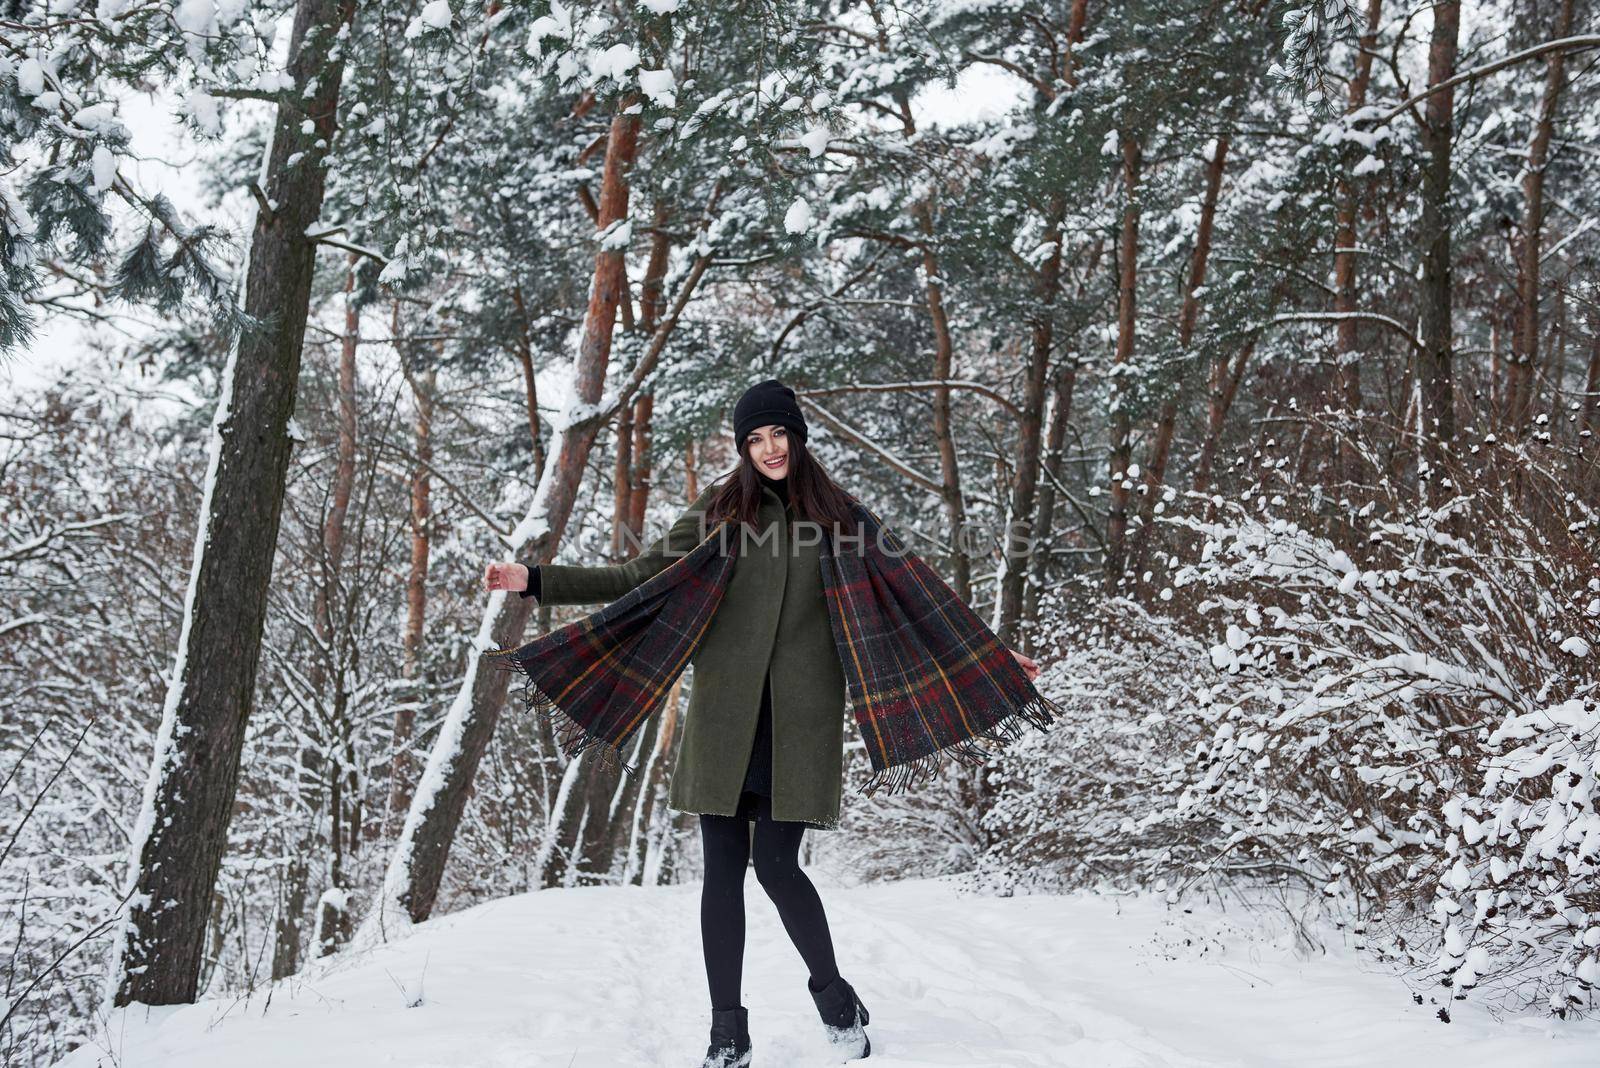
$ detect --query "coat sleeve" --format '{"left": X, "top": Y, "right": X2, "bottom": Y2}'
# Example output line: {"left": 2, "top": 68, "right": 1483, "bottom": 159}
{"left": 521, "top": 484, "right": 719, "bottom": 607}
{"left": 516, "top": 565, "right": 542, "bottom": 602}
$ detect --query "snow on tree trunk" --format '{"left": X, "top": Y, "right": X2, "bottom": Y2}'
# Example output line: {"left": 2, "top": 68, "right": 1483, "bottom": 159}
{"left": 391, "top": 364, "right": 436, "bottom": 833}
{"left": 106, "top": 0, "right": 361, "bottom": 1010}
{"left": 319, "top": 254, "right": 364, "bottom": 958}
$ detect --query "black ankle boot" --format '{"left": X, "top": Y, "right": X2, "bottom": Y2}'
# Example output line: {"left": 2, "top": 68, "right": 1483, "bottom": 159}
{"left": 807, "top": 975, "right": 870, "bottom": 1059}
{"left": 701, "top": 1005, "right": 752, "bottom": 1068}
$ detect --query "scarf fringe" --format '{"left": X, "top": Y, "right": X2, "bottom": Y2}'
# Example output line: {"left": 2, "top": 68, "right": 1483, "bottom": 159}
{"left": 489, "top": 655, "right": 641, "bottom": 778}
{"left": 857, "top": 688, "right": 1066, "bottom": 798}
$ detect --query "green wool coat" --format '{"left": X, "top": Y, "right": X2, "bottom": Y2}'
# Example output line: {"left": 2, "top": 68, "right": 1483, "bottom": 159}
{"left": 530, "top": 480, "right": 848, "bottom": 829}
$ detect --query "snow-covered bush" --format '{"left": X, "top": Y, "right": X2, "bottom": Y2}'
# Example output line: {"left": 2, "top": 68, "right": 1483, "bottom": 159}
{"left": 968, "top": 596, "right": 1216, "bottom": 896}
{"left": 980, "top": 430, "right": 1600, "bottom": 1015}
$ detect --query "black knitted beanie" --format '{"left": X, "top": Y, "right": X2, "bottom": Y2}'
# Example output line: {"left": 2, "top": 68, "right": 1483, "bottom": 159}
{"left": 732, "top": 378, "right": 808, "bottom": 444}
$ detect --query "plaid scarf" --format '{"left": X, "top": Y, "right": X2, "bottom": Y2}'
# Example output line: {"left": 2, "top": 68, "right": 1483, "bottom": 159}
{"left": 485, "top": 499, "right": 1063, "bottom": 798}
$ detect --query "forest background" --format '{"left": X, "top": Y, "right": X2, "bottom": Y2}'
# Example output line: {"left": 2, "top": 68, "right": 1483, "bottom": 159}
{"left": 3, "top": 0, "right": 1599, "bottom": 1062}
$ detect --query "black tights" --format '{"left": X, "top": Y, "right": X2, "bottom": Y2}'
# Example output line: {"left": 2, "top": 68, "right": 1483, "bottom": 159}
{"left": 699, "top": 792, "right": 840, "bottom": 1011}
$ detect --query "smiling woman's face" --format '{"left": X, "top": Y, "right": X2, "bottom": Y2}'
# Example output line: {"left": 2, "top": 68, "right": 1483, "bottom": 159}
{"left": 747, "top": 424, "right": 790, "bottom": 479}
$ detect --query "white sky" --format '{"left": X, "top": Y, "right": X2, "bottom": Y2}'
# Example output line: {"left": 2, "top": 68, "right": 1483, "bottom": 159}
{"left": 2, "top": 85, "right": 242, "bottom": 405}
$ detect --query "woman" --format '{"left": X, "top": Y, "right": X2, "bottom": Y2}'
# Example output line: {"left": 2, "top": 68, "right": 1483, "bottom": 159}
{"left": 484, "top": 379, "right": 1042, "bottom": 1066}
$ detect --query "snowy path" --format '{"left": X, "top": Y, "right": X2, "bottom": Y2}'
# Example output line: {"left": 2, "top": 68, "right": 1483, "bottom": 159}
{"left": 65, "top": 875, "right": 1600, "bottom": 1067}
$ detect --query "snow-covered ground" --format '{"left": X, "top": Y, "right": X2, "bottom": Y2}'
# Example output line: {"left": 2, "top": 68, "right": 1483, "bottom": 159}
{"left": 64, "top": 875, "right": 1600, "bottom": 1067}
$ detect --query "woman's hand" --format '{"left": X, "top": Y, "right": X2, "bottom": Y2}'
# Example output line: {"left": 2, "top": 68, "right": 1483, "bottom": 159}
{"left": 483, "top": 561, "right": 530, "bottom": 595}
{"left": 1009, "top": 649, "right": 1039, "bottom": 682}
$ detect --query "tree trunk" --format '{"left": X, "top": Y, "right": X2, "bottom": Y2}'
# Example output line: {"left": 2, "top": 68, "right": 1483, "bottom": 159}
{"left": 1063, "top": 0, "right": 1090, "bottom": 86}
{"left": 1542, "top": 279, "right": 1567, "bottom": 427}
{"left": 684, "top": 439, "right": 701, "bottom": 501}
{"left": 1131, "top": 135, "right": 1228, "bottom": 583}
{"left": 611, "top": 401, "right": 635, "bottom": 557}
{"left": 365, "top": 105, "right": 642, "bottom": 932}
{"left": 1490, "top": 311, "right": 1503, "bottom": 422}
{"left": 1104, "top": 134, "right": 1143, "bottom": 589}
{"left": 539, "top": 753, "right": 589, "bottom": 888}
{"left": 272, "top": 840, "right": 313, "bottom": 980}
{"left": 1192, "top": 341, "right": 1255, "bottom": 497}
{"left": 639, "top": 200, "right": 672, "bottom": 331}
{"left": 566, "top": 212, "right": 673, "bottom": 886}
{"left": 1333, "top": 0, "right": 1383, "bottom": 480}
{"left": 275, "top": 255, "right": 363, "bottom": 976}
{"left": 604, "top": 701, "right": 661, "bottom": 881}
{"left": 588, "top": 418, "right": 668, "bottom": 885}
{"left": 1416, "top": 0, "right": 1461, "bottom": 445}
{"left": 626, "top": 212, "right": 669, "bottom": 538}
{"left": 1022, "top": 355, "right": 1078, "bottom": 647}
{"left": 109, "top": 0, "right": 359, "bottom": 1008}
{"left": 391, "top": 364, "right": 436, "bottom": 832}
{"left": 1023, "top": 238, "right": 1103, "bottom": 635}
{"left": 1507, "top": 0, "right": 1576, "bottom": 433}
{"left": 325, "top": 256, "right": 361, "bottom": 611}
{"left": 624, "top": 674, "right": 683, "bottom": 885}
{"left": 316, "top": 255, "right": 362, "bottom": 957}
{"left": 1582, "top": 307, "right": 1600, "bottom": 440}
{"left": 996, "top": 195, "right": 1064, "bottom": 646}
{"left": 627, "top": 392, "right": 655, "bottom": 534}
{"left": 510, "top": 283, "right": 546, "bottom": 476}
{"left": 571, "top": 728, "right": 627, "bottom": 886}
{"left": 874, "top": 17, "right": 973, "bottom": 607}
{"left": 915, "top": 198, "right": 972, "bottom": 604}
{"left": 579, "top": 722, "right": 647, "bottom": 882}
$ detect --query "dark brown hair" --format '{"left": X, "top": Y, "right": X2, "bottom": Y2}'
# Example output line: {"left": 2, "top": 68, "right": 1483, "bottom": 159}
{"left": 704, "top": 427, "right": 858, "bottom": 535}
